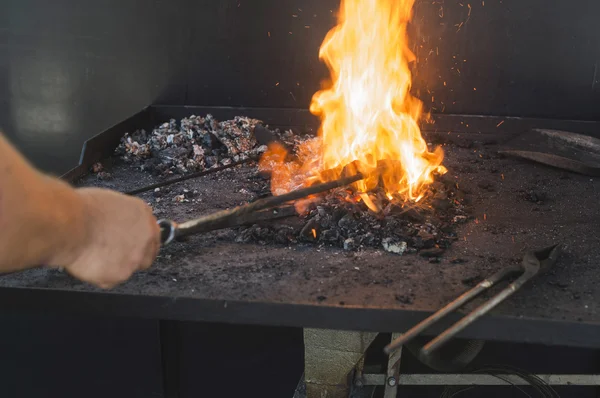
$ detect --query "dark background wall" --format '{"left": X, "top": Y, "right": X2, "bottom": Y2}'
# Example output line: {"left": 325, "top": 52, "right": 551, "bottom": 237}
{"left": 0, "top": 0, "right": 599, "bottom": 173}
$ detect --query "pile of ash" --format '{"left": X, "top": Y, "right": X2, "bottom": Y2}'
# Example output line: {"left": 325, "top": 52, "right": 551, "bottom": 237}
{"left": 234, "top": 175, "right": 468, "bottom": 259}
{"left": 115, "top": 114, "right": 267, "bottom": 176}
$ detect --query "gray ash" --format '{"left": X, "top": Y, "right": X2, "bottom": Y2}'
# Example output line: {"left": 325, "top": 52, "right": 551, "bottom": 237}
{"left": 115, "top": 114, "right": 267, "bottom": 176}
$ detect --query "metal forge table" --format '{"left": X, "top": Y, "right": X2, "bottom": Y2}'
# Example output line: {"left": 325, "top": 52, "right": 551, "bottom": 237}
{"left": 1, "top": 106, "right": 600, "bottom": 397}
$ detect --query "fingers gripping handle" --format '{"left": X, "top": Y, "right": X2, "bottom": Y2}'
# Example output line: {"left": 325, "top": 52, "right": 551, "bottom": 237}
{"left": 158, "top": 219, "right": 177, "bottom": 246}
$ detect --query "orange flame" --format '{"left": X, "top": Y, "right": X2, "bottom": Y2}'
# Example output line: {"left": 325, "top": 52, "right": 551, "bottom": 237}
{"left": 260, "top": 0, "right": 446, "bottom": 209}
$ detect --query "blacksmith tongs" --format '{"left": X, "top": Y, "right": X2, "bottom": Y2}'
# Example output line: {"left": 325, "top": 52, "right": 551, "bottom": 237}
{"left": 384, "top": 244, "right": 561, "bottom": 357}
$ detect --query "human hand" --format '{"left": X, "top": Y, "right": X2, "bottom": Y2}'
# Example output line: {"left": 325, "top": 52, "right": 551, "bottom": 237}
{"left": 56, "top": 188, "right": 160, "bottom": 288}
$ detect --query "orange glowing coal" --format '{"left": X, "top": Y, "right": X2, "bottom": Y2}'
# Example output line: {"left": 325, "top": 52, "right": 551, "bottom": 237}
{"left": 260, "top": 0, "right": 446, "bottom": 210}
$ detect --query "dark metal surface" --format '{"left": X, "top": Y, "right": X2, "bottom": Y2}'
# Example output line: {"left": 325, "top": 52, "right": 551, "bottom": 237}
{"left": 2, "top": 1, "right": 600, "bottom": 174}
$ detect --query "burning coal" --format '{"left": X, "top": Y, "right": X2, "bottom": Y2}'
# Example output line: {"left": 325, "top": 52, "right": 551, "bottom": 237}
{"left": 260, "top": 0, "right": 446, "bottom": 210}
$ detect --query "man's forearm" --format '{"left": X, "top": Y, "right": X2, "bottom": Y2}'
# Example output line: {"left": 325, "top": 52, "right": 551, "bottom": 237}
{"left": 0, "top": 134, "right": 88, "bottom": 272}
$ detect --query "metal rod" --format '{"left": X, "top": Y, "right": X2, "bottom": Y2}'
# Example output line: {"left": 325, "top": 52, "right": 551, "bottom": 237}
{"left": 534, "top": 128, "right": 600, "bottom": 154}
{"left": 384, "top": 265, "right": 522, "bottom": 355}
{"left": 125, "top": 157, "right": 256, "bottom": 195}
{"left": 166, "top": 172, "right": 365, "bottom": 242}
{"left": 361, "top": 374, "right": 600, "bottom": 386}
{"left": 498, "top": 150, "right": 600, "bottom": 177}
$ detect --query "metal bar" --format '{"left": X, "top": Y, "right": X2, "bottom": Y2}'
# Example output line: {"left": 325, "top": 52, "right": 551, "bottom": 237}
{"left": 383, "top": 333, "right": 402, "bottom": 398}
{"left": 535, "top": 128, "right": 600, "bottom": 154}
{"left": 363, "top": 374, "right": 600, "bottom": 386}
{"left": 384, "top": 265, "right": 522, "bottom": 354}
{"left": 498, "top": 150, "right": 600, "bottom": 176}
{"left": 125, "top": 157, "right": 256, "bottom": 195}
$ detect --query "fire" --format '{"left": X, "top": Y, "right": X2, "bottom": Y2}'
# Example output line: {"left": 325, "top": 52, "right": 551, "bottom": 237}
{"left": 260, "top": 0, "right": 446, "bottom": 210}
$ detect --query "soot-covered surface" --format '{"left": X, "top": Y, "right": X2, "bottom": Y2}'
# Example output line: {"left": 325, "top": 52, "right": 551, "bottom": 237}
{"left": 0, "top": 114, "right": 599, "bottom": 344}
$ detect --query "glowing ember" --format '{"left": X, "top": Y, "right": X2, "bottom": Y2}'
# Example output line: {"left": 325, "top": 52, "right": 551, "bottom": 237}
{"left": 260, "top": 0, "right": 446, "bottom": 210}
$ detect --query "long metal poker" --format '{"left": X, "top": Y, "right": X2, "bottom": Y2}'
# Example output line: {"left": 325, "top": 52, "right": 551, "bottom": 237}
{"left": 157, "top": 172, "right": 366, "bottom": 245}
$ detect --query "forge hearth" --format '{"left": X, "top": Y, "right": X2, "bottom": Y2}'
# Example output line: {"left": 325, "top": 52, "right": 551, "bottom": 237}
{"left": 0, "top": 106, "right": 599, "bottom": 350}
{"left": 108, "top": 114, "right": 470, "bottom": 257}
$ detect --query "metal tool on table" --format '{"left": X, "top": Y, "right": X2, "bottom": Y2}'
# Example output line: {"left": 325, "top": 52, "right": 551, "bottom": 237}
{"left": 384, "top": 244, "right": 561, "bottom": 358}
{"left": 500, "top": 128, "right": 600, "bottom": 176}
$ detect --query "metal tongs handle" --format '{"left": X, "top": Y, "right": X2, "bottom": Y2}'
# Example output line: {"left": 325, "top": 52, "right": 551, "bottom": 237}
{"left": 384, "top": 244, "right": 560, "bottom": 357}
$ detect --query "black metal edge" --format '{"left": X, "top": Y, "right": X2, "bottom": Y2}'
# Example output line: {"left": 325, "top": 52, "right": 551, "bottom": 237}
{"left": 60, "top": 107, "right": 155, "bottom": 183}
{"left": 151, "top": 105, "right": 600, "bottom": 137}
{"left": 59, "top": 104, "right": 600, "bottom": 184}
{"left": 0, "top": 286, "right": 598, "bottom": 349}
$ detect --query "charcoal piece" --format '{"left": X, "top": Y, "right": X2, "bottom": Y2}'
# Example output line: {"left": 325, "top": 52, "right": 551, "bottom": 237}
{"left": 317, "top": 295, "right": 327, "bottom": 303}
{"left": 332, "top": 208, "right": 347, "bottom": 223}
{"left": 418, "top": 230, "right": 435, "bottom": 242}
{"left": 382, "top": 238, "right": 407, "bottom": 255}
{"left": 429, "top": 257, "right": 442, "bottom": 264}
{"left": 300, "top": 218, "right": 320, "bottom": 242}
{"left": 410, "top": 236, "right": 424, "bottom": 249}
{"left": 419, "top": 247, "right": 445, "bottom": 257}
{"left": 343, "top": 238, "right": 357, "bottom": 251}
{"left": 316, "top": 214, "right": 333, "bottom": 229}
{"left": 235, "top": 228, "right": 254, "bottom": 243}
{"left": 320, "top": 229, "right": 340, "bottom": 243}
{"left": 216, "top": 230, "right": 236, "bottom": 241}
{"left": 275, "top": 226, "right": 296, "bottom": 244}
{"left": 450, "top": 258, "right": 468, "bottom": 264}
{"left": 153, "top": 188, "right": 163, "bottom": 198}
{"left": 360, "top": 232, "right": 377, "bottom": 246}
{"left": 338, "top": 214, "right": 358, "bottom": 230}
{"left": 253, "top": 124, "right": 279, "bottom": 147}
{"left": 316, "top": 206, "right": 327, "bottom": 217}
{"left": 204, "top": 156, "right": 219, "bottom": 168}
{"left": 201, "top": 131, "right": 220, "bottom": 149}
